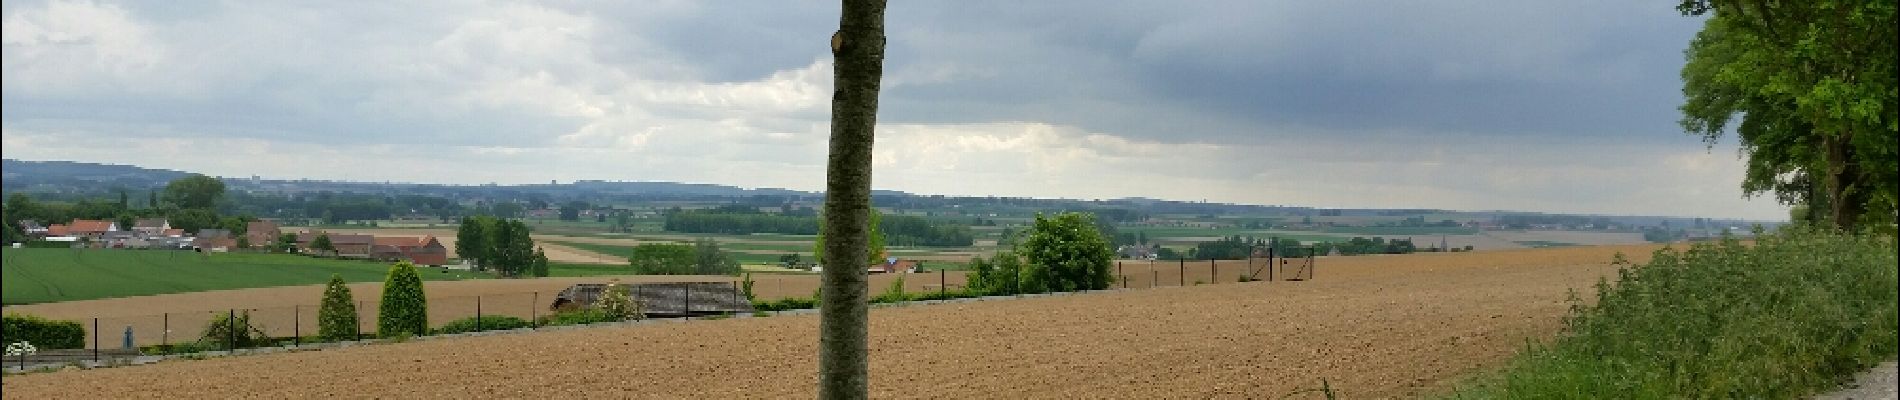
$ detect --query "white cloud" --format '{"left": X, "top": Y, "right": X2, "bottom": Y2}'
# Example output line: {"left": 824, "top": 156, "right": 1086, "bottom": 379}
{"left": 0, "top": 0, "right": 1790, "bottom": 221}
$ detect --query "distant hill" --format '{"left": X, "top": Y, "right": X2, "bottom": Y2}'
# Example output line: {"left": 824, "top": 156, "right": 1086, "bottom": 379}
{"left": 2, "top": 159, "right": 192, "bottom": 193}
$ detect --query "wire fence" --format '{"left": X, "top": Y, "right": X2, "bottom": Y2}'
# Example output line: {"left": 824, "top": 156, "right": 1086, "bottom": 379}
{"left": 17, "top": 255, "right": 1312, "bottom": 369}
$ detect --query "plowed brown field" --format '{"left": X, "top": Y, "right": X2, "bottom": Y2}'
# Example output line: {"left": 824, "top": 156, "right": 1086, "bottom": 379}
{"left": 0, "top": 244, "right": 1666, "bottom": 399}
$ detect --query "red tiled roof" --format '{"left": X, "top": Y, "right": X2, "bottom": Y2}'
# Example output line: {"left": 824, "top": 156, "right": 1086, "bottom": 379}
{"left": 373, "top": 236, "right": 427, "bottom": 247}
{"left": 69, "top": 220, "right": 114, "bottom": 233}
{"left": 47, "top": 224, "right": 70, "bottom": 236}
{"left": 162, "top": 229, "right": 184, "bottom": 237}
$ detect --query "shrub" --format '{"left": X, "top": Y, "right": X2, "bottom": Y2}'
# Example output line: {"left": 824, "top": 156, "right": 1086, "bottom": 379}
{"left": 1, "top": 314, "right": 85, "bottom": 350}
{"left": 377, "top": 261, "right": 429, "bottom": 337}
{"left": 873, "top": 275, "right": 909, "bottom": 303}
{"left": 752, "top": 297, "right": 819, "bottom": 312}
{"left": 435, "top": 315, "right": 530, "bottom": 335}
{"left": 740, "top": 273, "right": 757, "bottom": 302}
{"left": 537, "top": 309, "right": 616, "bottom": 327}
{"left": 1452, "top": 229, "right": 1898, "bottom": 398}
{"left": 202, "top": 311, "right": 268, "bottom": 349}
{"left": 596, "top": 282, "right": 645, "bottom": 321}
{"left": 317, "top": 274, "right": 359, "bottom": 341}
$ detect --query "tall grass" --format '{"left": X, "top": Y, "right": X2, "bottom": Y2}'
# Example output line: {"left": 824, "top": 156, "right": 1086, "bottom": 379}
{"left": 1452, "top": 229, "right": 1898, "bottom": 398}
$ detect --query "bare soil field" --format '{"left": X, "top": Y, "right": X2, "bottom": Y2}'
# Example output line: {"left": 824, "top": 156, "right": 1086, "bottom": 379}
{"left": 1, "top": 244, "right": 1664, "bottom": 398}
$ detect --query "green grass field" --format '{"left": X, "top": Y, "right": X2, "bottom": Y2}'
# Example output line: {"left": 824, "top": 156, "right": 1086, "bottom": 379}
{"left": 0, "top": 248, "right": 479, "bottom": 305}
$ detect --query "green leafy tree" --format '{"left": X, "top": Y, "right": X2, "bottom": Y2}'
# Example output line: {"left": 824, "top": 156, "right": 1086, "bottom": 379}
{"left": 818, "top": 0, "right": 887, "bottom": 395}
{"left": 1678, "top": 0, "right": 1898, "bottom": 231}
{"left": 277, "top": 232, "right": 298, "bottom": 252}
{"left": 162, "top": 174, "right": 227, "bottom": 210}
{"left": 488, "top": 220, "right": 536, "bottom": 277}
{"left": 628, "top": 243, "right": 697, "bottom": 275}
{"left": 455, "top": 216, "right": 496, "bottom": 269}
{"left": 1018, "top": 212, "right": 1115, "bottom": 292}
{"left": 531, "top": 247, "right": 550, "bottom": 278}
{"left": 377, "top": 261, "right": 428, "bottom": 337}
{"left": 693, "top": 238, "right": 741, "bottom": 275}
{"left": 168, "top": 208, "right": 220, "bottom": 234}
{"left": 312, "top": 234, "right": 336, "bottom": 255}
{"left": 967, "top": 251, "right": 1028, "bottom": 295}
{"left": 317, "top": 274, "right": 359, "bottom": 341}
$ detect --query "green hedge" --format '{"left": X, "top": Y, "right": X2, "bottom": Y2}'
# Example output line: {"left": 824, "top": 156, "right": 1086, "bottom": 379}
{"left": 435, "top": 315, "right": 530, "bottom": 335}
{"left": 1451, "top": 230, "right": 1899, "bottom": 398}
{"left": 535, "top": 309, "right": 617, "bottom": 327}
{"left": 2, "top": 313, "right": 86, "bottom": 349}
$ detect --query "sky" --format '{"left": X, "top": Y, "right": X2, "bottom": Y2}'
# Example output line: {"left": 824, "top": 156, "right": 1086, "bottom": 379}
{"left": 1, "top": 0, "right": 1788, "bottom": 220}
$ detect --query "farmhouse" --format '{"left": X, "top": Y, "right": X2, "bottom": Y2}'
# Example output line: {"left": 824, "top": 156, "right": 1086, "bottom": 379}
{"left": 370, "top": 236, "right": 448, "bottom": 266}
{"left": 245, "top": 220, "right": 281, "bottom": 249}
{"left": 131, "top": 218, "right": 171, "bottom": 235}
{"left": 67, "top": 219, "right": 118, "bottom": 241}
{"left": 869, "top": 257, "right": 918, "bottom": 274}
{"left": 294, "top": 232, "right": 374, "bottom": 257}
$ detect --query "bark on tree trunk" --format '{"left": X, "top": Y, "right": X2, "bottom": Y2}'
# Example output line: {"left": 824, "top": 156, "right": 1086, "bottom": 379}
{"left": 1823, "top": 133, "right": 1864, "bottom": 231}
{"left": 818, "top": 1, "right": 886, "bottom": 399}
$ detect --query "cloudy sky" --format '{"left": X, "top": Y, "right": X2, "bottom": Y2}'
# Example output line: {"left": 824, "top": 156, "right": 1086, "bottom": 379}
{"left": 2, "top": 1, "right": 1785, "bottom": 220}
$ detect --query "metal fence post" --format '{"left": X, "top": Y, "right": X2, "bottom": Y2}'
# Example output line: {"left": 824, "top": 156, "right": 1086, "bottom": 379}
{"left": 354, "top": 301, "right": 363, "bottom": 341}
{"left": 1178, "top": 259, "right": 1185, "bottom": 286}
{"left": 684, "top": 283, "right": 693, "bottom": 320}
{"left": 1151, "top": 269, "right": 1157, "bottom": 288}
{"left": 531, "top": 291, "right": 539, "bottom": 329}
{"left": 1118, "top": 262, "right": 1125, "bottom": 289}
{"left": 294, "top": 305, "right": 301, "bottom": 347}
{"left": 227, "top": 309, "right": 236, "bottom": 352}
{"left": 476, "top": 295, "right": 484, "bottom": 332}
{"left": 1210, "top": 259, "right": 1216, "bottom": 283}
{"left": 940, "top": 269, "right": 947, "bottom": 297}
{"left": 163, "top": 312, "right": 170, "bottom": 346}
{"left": 92, "top": 318, "right": 100, "bottom": 362}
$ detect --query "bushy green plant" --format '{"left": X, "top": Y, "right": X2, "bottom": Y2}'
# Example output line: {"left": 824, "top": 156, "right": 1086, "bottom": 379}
{"left": 1453, "top": 229, "right": 1898, "bottom": 398}
{"left": 202, "top": 311, "right": 268, "bottom": 349}
{"left": 536, "top": 308, "right": 616, "bottom": 327}
{"left": 752, "top": 297, "right": 819, "bottom": 312}
{"left": 377, "top": 261, "right": 429, "bottom": 337}
{"left": 1, "top": 313, "right": 84, "bottom": 349}
{"left": 317, "top": 274, "right": 359, "bottom": 341}
{"left": 1019, "top": 212, "right": 1115, "bottom": 292}
{"left": 873, "top": 275, "right": 909, "bottom": 303}
{"left": 596, "top": 282, "right": 645, "bottom": 321}
{"left": 435, "top": 315, "right": 530, "bottom": 334}
{"left": 740, "top": 273, "right": 757, "bottom": 302}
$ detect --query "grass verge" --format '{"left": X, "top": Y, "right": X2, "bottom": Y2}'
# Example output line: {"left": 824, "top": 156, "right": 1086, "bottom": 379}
{"left": 1448, "top": 229, "right": 1898, "bottom": 398}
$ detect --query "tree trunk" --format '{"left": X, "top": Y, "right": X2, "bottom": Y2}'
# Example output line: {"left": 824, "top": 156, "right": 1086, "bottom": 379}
{"left": 1823, "top": 133, "right": 1865, "bottom": 231}
{"left": 818, "top": 1, "right": 886, "bottom": 399}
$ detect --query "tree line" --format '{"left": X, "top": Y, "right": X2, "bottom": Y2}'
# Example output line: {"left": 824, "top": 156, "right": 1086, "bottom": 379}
{"left": 664, "top": 208, "right": 974, "bottom": 247}
{"left": 455, "top": 216, "right": 548, "bottom": 278}
{"left": 4, "top": 174, "right": 254, "bottom": 239}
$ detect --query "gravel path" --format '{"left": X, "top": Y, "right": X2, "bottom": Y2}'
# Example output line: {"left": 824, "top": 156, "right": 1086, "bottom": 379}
{"left": 1816, "top": 361, "right": 1899, "bottom": 400}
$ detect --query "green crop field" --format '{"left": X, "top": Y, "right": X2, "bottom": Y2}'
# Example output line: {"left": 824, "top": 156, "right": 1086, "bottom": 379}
{"left": 0, "top": 248, "right": 477, "bottom": 305}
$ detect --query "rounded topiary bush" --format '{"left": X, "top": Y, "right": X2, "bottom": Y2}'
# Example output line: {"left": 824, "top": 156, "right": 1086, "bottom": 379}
{"left": 377, "top": 261, "right": 429, "bottom": 338}
{"left": 317, "top": 274, "right": 359, "bottom": 341}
